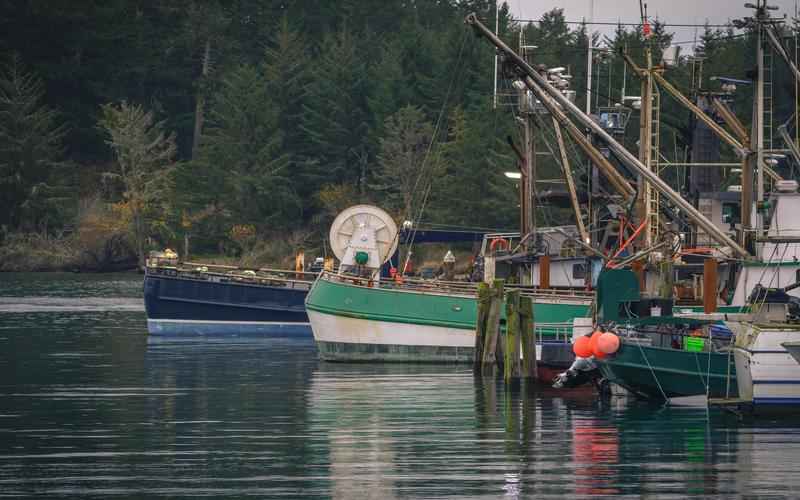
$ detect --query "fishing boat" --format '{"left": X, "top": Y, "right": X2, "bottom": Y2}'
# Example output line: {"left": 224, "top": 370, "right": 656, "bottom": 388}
{"left": 144, "top": 254, "right": 315, "bottom": 336}
{"left": 305, "top": 204, "right": 593, "bottom": 377}
{"left": 587, "top": 268, "right": 738, "bottom": 400}
{"left": 728, "top": 321, "right": 800, "bottom": 408}
{"left": 707, "top": 282, "right": 800, "bottom": 410}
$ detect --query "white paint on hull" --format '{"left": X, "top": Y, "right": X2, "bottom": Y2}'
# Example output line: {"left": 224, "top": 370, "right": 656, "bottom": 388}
{"left": 308, "top": 309, "right": 543, "bottom": 359}
{"left": 308, "top": 309, "right": 473, "bottom": 347}
{"left": 731, "top": 324, "right": 800, "bottom": 405}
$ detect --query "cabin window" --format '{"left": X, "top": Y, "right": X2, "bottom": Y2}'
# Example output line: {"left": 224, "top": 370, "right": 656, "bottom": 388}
{"left": 796, "top": 269, "right": 800, "bottom": 284}
{"left": 572, "top": 263, "right": 587, "bottom": 280}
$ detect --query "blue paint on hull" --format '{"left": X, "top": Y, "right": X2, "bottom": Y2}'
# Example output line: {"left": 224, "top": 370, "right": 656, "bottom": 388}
{"left": 147, "top": 319, "right": 312, "bottom": 337}
{"left": 144, "top": 273, "right": 311, "bottom": 336}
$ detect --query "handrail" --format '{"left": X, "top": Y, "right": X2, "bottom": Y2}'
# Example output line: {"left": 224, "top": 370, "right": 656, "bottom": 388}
{"left": 180, "top": 261, "right": 320, "bottom": 279}
{"left": 148, "top": 264, "right": 316, "bottom": 287}
{"left": 320, "top": 271, "right": 593, "bottom": 300}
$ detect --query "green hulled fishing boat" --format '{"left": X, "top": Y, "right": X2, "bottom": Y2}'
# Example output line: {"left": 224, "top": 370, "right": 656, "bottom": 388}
{"left": 597, "top": 337, "right": 738, "bottom": 399}
{"left": 306, "top": 270, "right": 591, "bottom": 363}
{"left": 591, "top": 269, "right": 738, "bottom": 400}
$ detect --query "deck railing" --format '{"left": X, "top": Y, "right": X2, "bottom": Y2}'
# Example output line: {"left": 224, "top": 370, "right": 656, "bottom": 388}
{"left": 146, "top": 261, "right": 317, "bottom": 290}
{"left": 320, "top": 271, "right": 593, "bottom": 301}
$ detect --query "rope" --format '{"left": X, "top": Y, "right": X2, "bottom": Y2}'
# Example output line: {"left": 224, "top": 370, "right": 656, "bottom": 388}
{"left": 693, "top": 351, "right": 708, "bottom": 395}
{"left": 636, "top": 338, "right": 670, "bottom": 404}
{"left": 706, "top": 328, "right": 713, "bottom": 400}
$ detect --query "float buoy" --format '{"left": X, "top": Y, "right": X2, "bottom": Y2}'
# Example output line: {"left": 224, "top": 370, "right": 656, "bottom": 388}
{"left": 489, "top": 238, "right": 509, "bottom": 252}
{"left": 589, "top": 330, "right": 607, "bottom": 359}
{"left": 573, "top": 335, "right": 592, "bottom": 358}
{"left": 597, "top": 332, "right": 620, "bottom": 354}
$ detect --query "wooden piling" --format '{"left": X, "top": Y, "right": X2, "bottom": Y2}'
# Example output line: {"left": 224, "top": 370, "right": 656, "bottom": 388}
{"left": 704, "top": 258, "right": 718, "bottom": 314}
{"left": 480, "top": 279, "right": 504, "bottom": 376}
{"left": 473, "top": 282, "right": 491, "bottom": 371}
{"left": 519, "top": 296, "right": 537, "bottom": 379}
{"left": 504, "top": 290, "right": 522, "bottom": 381}
{"left": 539, "top": 255, "right": 550, "bottom": 289}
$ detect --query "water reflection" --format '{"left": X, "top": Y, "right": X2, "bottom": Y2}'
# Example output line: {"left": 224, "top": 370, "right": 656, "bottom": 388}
{"left": 2, "top": 274, "right": 800, "bottom": 497}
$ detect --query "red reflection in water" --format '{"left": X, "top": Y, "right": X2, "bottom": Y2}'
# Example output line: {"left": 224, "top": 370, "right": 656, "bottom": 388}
{"left": 573, "top": 421, "right": 620, "bottom": 495}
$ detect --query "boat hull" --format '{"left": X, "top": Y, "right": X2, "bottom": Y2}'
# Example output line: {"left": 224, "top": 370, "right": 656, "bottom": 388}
{"left": 731, "top": 323, "right": 800, "bottom": 407}
{"left": 597, "top": 342, "right": 738, "bottom": 400}
{"left": 144, "top": 273, "right": 311, "bottom": 336}
{"left": 305, "top": 274, "right": 592, "bottom": 373}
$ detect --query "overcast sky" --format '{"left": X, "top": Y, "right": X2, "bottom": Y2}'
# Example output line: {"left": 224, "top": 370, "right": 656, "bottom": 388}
{"left": 509, "top": 0, "right": 798, "bottom": 46}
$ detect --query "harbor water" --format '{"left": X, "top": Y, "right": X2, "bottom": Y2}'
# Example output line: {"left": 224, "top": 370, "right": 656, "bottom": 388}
{"left": 2, "top": 273, "right": 800, "bottom": 498}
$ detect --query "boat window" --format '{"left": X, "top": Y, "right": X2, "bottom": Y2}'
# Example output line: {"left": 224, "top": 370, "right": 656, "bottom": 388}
{"left": 572, "top": 263, "right": 586, "bottom": 280}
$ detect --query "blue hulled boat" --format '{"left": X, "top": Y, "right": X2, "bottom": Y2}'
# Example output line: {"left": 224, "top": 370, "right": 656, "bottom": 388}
{"left": 144, "top": 256, "right": 315, "bottom": 336}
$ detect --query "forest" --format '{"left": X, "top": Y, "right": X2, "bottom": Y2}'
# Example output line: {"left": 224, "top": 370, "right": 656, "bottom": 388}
{"left": 0, "top": 0, "right": 791, "bottom": 271}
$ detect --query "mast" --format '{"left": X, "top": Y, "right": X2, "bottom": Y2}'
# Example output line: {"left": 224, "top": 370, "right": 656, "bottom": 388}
{"left": 492, "top": 0, "right": 499, "bottom": 109}
{"left": 585, "top": 0, "right": 594, "bottom": 115}
{"left": 465, "top": 13, "right": 751, "bottom": 258}
{"left": 757, "top": 7, "right": 766, "bottom": 237}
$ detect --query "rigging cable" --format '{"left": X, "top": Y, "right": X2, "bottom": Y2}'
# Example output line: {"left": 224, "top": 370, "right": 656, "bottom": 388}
{"left": 401, "top": 29, "right": 470, "bottom": 276}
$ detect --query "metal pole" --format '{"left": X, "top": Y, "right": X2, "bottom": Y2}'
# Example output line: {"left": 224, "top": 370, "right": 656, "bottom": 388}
{"left": 465, "top": 13, "right": 751, "bottom": 258}
{"left": 552, "top": 116, "right": 589, "bottom": 244}
{"left": 757, "top": 18, "right": 765, "bottom": 233}
{"left": 764, "top": 24, "right": 800, "bottom": 85}
{"left": 585, "top": 0, "right": 594, "bottom": 115}
{"left": 525, "top": 114, "right": 535, "bottom": 251}
{"left": 493, "top": 0, "right": 499, "bottom": 109}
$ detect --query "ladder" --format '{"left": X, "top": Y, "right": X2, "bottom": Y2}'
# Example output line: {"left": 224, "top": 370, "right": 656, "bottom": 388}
{"left": 763, "top": 27, "right": 775, "bottom": 152}
{"left": 646, "top": 84, "right": 662, "bottom": 246}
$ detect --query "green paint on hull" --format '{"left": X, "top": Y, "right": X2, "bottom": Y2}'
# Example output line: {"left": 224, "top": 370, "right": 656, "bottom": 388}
{"left": 317, "top": 340, "right": 473, "bottom": 363}
{"left": 305, "top": 277, "right": 591, "bottom": 337}
{"left": 598, "top": 342, "right": 738, "bottom": 400}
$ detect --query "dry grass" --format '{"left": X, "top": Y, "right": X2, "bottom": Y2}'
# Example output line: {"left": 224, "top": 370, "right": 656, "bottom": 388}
{"left": 0, "top": 233, "right": 80, "bottom": 271}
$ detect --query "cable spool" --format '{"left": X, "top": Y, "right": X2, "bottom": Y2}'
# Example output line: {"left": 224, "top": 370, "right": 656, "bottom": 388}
{"left": 329, "top": 205, "right": 399, "bottom": 268}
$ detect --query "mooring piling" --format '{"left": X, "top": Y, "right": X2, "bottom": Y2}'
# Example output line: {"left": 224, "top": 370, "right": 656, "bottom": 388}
{"left": 473, "top": 282, "right": 491, "bottom": 371}
{"left": 504, "top": 289, "right": 522, "bottom": 381}
{"left": 474, "top": 280, "right": 537, "bottom": 380}
{"left": 477, "top": 279, "right": 504, "bottom": 376}
{"left": 519, "top": 295, "right": 536, "bottom": 379}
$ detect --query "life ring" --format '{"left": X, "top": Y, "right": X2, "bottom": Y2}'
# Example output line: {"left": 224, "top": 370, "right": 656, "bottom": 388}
{"left": 489, "top": 238, "right": 509, "bottom": 252}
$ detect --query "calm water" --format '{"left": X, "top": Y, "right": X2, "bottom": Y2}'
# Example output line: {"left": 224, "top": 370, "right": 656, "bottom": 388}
{"left": 1, "top": 273, "right": 800, "bottom": 498}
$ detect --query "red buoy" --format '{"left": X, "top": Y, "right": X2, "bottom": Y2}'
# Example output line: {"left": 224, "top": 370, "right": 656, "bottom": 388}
{"left": 597, "top": 332, "right": 621, "bottom": 354}
{"left": 573, "top": 335, "right": 592, "bottom": 358}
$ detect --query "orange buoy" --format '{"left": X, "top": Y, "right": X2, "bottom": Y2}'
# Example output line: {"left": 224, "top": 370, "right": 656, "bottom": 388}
{"left": 573, "top": 335, "right": 592, "bottom": 358}
{"left": 489, "top": 238, "right": 509, "bottom": 252}
{"left": 589, "top": 330, "right": 606, "bottom": 359}
{"left": 597, "top": 332, "right": 621, "bottom": 354}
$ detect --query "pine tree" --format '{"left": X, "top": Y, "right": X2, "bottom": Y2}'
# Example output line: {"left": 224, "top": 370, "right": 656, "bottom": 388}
{"left": 300, "top": 27, "right": 370, "bottom": 189}
{"left": 370, "top": 105, "right": 439, "bottom": 218}
{"left": 262, "top": 16, "right": 319, "bottom": 210}
{"left": 0, "top": 55, "right": 70, "bottom": 234}
{"left": 198, "top": 64, "right": 297, "bottom": 230}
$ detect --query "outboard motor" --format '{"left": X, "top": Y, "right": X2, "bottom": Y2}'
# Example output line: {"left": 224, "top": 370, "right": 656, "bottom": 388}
{"left": 552, "top": 356, "right": 600, "bottom": 389}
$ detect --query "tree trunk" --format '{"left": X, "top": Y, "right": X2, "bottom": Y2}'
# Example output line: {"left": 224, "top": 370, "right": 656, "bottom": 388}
{"left": 192, "top": 39, "right": 212, "bottom": 159}
{"left": 133, "top": 210, "right": 145, "bottom": 270}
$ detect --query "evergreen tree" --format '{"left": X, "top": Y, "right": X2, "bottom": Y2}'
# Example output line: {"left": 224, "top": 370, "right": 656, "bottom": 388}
{"left": 262, "top": 16, "right": 318, "bottom": 210}
{"left": 198, "top": 64, "right": 298, "bottom": 230}
{"left": 0, "top": 55, "right": 70, "bottom": 234}
{"left": 300, "top": 27, "right": 370, "bottom": 190}
{"left": 371, "top": 105, "right": 439, "bottom": 218}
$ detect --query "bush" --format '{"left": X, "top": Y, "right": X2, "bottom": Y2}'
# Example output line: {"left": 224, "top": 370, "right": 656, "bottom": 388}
{"left": 0, "top": 233, "right": 79, "bottom": 271}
